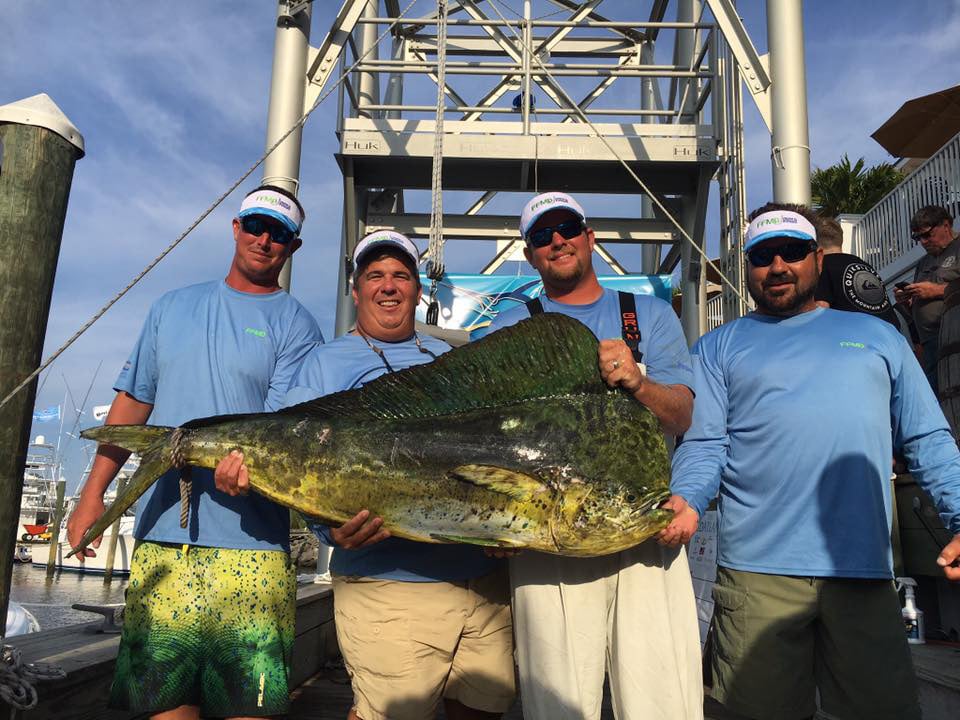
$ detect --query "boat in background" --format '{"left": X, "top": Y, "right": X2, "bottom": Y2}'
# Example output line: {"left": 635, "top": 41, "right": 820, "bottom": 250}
{"left": 17, "top": 437, "right": 60, "bottom": 543}
{"left": 31, "top": 456, "right": 138, "bottom": 575}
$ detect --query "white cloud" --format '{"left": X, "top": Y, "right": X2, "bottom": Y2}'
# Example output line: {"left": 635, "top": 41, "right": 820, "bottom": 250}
{"left": 6, "top": 0, "right": 954, "bottom": 484}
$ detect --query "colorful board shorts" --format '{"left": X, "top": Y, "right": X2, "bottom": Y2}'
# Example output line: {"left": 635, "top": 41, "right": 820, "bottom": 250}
{"left": 110, "top": 541, "right": 296, "bottom": 717}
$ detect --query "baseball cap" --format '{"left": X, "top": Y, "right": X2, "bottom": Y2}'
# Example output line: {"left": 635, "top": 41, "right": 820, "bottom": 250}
{"left": 353, "top": 230, "right": 420, "bottom": 273}
{"left": 744, "top": 210, "right": 817, "bottom": 251}
{"left": 238, "top": 188, "right": 304, "bottom": 234}
{"left": 520, "top": 192, "right": 587, "bottom": 238}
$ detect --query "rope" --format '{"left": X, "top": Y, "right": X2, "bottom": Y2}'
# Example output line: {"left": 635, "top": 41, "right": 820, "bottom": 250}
{"left": 425, "top": 0, "right": 449, "bottom": 326}
{"left": 0, "top": 645, "right": 66, "bottom": 711}
{"left": 0, "top": 0, "right": 423, "bottom": 415}
{"left": 485, "top": 0, "right": 749, "bottom": 307}
{"left": 169, "top": 428, "right": 191, "bottom": 529}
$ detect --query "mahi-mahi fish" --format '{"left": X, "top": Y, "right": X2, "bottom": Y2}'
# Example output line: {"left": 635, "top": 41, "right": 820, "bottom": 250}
{"left": 71, "top": 313, "right": 673, "bottom": 558}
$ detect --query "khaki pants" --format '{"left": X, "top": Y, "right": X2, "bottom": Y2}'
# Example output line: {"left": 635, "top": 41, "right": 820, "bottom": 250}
{"left": 333, "top": 569, "right": 515, "bottom": 720}
{"left": 710, "top": 567, "right": 921, "bottom": 720}
{"left": 510, "top": 541, "right": 704, "bottom": 720}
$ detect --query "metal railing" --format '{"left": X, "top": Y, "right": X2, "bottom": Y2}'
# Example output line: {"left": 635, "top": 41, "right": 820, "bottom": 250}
{"left": 706, "top": 292, "right": 725, "bottom": 331}
{"left": 337, "top": 11, "right": 720, "bottom": 137}
{"left": 712, "top": 33, "right": 749, "bottom": 327}
{"left": 852, "top": 131, "right": 960, "bottom": 274}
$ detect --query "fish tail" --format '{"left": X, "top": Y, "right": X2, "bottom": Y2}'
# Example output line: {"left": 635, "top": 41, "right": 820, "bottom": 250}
{"left": 69, "top": 425, "right": 178, "bottom": 557}
{"left": 79, "top": 424, "right": 173, "bottom": 453}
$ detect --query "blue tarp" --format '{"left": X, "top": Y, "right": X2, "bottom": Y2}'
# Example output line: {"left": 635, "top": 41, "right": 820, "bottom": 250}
{"left": 416, "top": 273, "right": 673, "bottom": 340}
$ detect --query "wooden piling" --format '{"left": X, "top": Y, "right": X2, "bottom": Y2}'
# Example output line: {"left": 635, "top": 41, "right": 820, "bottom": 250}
{"left": 102, "top": 476, "right": 127, "bottom": 582}
{"left": 45, "top": 479, "right": 66, "bottom": 577}
{"left": 0, "top": 95, "right": 83, "bottom": 627}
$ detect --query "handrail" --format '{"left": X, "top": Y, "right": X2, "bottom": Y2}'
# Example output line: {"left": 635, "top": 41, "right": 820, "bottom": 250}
{"left": 706, "top": 293, "right": 725, "bottom": 331}
{"left": 852, "top": 131, "right": 960, "bottom": 274}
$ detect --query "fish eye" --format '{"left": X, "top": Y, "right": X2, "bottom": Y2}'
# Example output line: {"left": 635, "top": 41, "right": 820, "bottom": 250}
{"left": 625, "top": 493, "right": 637, "bottom": 503}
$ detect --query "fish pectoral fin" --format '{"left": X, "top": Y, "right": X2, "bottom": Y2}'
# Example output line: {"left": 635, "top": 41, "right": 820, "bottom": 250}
{"left": 429, "top": 533, "right": 524, "bottom": 548}
{"left": 448, "top": 464, "right": 547, "bottom": 501}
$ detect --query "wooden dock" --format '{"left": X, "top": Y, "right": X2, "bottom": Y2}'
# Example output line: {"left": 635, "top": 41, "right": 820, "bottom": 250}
{"left": 6, "top": 582, "right": 337, "bottom": 720}
{"left": 287, "top": 663, "right": 744, "bottom": 719}
{"left": 4, "top": 582, "right": 957, "bottom": 720}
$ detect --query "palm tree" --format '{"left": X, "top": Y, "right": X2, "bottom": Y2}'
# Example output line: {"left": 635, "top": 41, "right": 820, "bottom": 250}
{"left": 811, "top": 155, "right": 904, "bottom": 216}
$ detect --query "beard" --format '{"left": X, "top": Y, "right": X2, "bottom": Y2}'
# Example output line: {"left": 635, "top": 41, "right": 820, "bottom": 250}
{"left": 539, "top": 251, "right": 586, "bottom": 288}
{"left": 748, "top": 268, "right": 819, "bottom": 316}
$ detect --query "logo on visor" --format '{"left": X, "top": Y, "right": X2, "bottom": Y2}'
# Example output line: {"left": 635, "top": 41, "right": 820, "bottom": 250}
{"left": 253, "top": 194, "right": 292, "bottom": 211}
{"left": 530, "top": 196, "right": 566, "bottom": 212}
{"left": 755, "top": 216, "right": 799, "bottom": 228}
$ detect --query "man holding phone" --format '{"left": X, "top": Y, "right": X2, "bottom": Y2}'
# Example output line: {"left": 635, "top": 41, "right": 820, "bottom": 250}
{"left": 893, "top": 205, "right": 960, "bottom": 392}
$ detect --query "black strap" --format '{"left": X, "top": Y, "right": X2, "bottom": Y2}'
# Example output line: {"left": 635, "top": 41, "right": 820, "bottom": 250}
{"left": 618, "top": 291, "right": 643, "bottom": 364}
{"left": 526, "top": 293, "right": 642, "bottom": 362}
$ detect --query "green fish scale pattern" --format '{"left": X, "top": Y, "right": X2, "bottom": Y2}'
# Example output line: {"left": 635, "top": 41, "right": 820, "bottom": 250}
{"left": 212, "top": 391, "right": 670, "bottom": 555}
{"left": 110, "top": 543, "right": 295, "bottom": 716}
{"left": 81, "top": 315, "right": 674, "bottom": 558}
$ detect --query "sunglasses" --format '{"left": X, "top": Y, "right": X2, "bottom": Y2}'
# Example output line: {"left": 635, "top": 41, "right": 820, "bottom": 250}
{"left": 911, "top": 226, "right": 938, "bottom": 242}
{"left": 525, "top": 219, "right": 584, "bottom": 248}
{"left": 747, "top": 241, "right": 817, "bottom": 267}
{"left": 240, "top": 216, "right": 296, "bottom": 245}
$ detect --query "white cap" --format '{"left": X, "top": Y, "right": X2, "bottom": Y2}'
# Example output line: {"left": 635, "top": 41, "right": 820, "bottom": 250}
{"left": 520, "top": 192, "right": 586, "bottom": 237}
{"left": 353, "top": 230, "right": 420, "bottom": 271}
{"left": 238, "top": 188, "right": 304, "bottom": 234}
{"left": 744, "top": 210, "right": 817, "bottom": 251}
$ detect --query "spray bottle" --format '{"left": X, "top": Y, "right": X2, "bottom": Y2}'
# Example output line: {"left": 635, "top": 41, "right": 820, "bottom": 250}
{"left": 895, "top": 577, "right": 925, "bottom": 644}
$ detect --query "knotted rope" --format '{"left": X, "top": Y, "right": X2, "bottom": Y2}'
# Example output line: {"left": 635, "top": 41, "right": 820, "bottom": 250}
{"left": 170, "top": 428, "right": 191, "bottom": 529}
{"left": 0, "top": 645, "right": 66, "bottom": 711}
{"left": 425, "top": 0, "right": 449, "bottom": 325}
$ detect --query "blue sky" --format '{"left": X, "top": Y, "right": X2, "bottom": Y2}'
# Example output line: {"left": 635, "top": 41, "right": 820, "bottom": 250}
{"left": 4, "top": 0, "right": 959, "bottom": 487}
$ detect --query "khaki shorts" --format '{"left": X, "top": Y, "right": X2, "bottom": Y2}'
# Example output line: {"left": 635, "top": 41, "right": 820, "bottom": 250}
{"left": 710, "top": 567, "right": 920, "bottom": 720}
{"left": 333, "top": 569, "right": 515, "bottom": 720}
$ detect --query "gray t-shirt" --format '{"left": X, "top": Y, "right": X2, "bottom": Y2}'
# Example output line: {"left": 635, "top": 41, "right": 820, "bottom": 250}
{"left": 912, "top": 236, "right": 960, "bottom": 340}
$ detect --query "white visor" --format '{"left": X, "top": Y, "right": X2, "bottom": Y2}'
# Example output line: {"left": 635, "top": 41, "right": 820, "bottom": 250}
{"left": 353, "top": 230, "right": 420, "bottom": 270}
{"left": 745, "top": 210, "right": 817, "bottom": 251}
{"left": 520, "top": 192, "right": 587, "bottom": 237}
{"left": 238, "top": 189, "right": 304, "bottom": 234}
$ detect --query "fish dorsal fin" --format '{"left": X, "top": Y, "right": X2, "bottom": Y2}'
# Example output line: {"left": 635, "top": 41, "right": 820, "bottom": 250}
{"left": 448, "top": 464, "right": 549, "bottom": 500}
{"left": 280, "top": 313, "right": 606, "bottom": 423}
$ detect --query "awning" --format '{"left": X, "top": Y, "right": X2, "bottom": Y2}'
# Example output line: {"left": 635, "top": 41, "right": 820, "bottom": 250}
{"left": 872, "top": 84, "right": 960, "bottom": 158}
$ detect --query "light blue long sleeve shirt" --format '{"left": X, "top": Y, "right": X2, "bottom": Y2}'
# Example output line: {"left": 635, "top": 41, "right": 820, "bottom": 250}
{"left": 671, "top": 307, "right": 960, "bottom": 579}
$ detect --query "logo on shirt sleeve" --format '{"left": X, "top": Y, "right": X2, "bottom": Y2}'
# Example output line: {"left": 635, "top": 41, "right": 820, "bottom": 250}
{"left": 245, "top": 327, "right": 268, "bottom": 338}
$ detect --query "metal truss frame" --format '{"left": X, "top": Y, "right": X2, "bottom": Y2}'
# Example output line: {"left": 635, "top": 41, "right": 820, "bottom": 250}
{"left": 258, "top": 0, "right": 808, "bottom": 336}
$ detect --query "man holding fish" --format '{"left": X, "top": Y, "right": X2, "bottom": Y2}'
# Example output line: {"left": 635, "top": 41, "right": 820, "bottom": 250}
{"left": 66, "top": 186, "right": 321, "bottom": 720}
{"left": 670, "top": 202, "right": 960, "bottom": 720}
{"left": 256, "top": 230, "right": 516, "bottom": 720}
{"left": 484, "top": 192, "right": 704, "bottom": 720}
